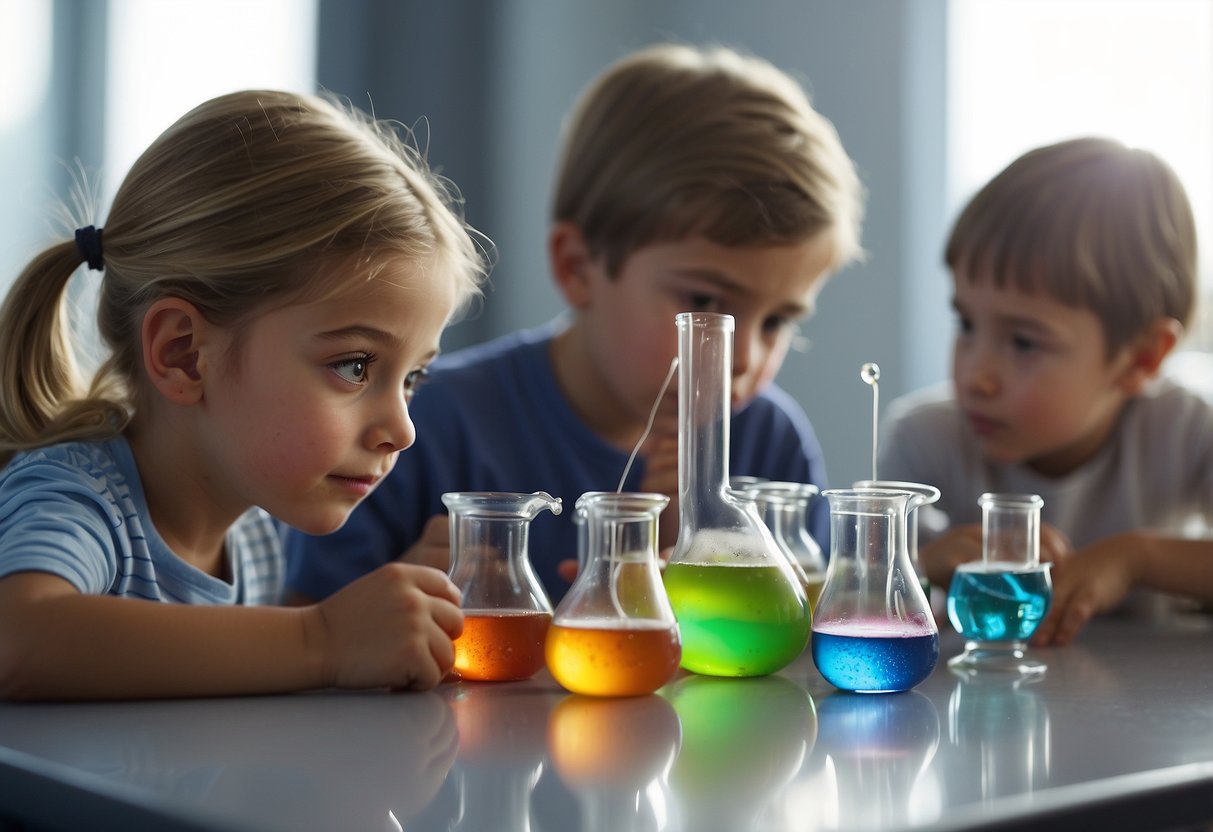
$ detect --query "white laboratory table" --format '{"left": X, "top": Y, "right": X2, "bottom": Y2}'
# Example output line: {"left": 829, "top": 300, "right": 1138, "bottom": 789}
{"left": 0, "top": 614, "right": 1210, "bottom": 832}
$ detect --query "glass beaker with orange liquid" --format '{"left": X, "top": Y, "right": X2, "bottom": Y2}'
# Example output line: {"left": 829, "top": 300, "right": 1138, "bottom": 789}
{"left": 662, "top": 312, "right": 810, "bottom": 677}
{"left": 444, "top": 491, "right": 562, "bottom": 681}
{"left": 547, "top": 492, "right": 681, "bottom": 697}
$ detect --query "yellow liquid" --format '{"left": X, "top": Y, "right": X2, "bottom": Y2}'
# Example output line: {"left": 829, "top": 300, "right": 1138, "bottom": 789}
{"left": 545, "top": 619, "right": 681, "bottom": 697}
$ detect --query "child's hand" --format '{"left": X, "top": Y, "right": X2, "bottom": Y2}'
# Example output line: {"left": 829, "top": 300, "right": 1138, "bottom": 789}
{"left": 399, "top": 514, "right": 450, "bottom": 572}
{"left": 919, "top": 525, "right": 983, "bottom": 589}
{"left": 310, "top": 563, "right": 463, "bottom": 691}
{"left": 1032, "top": 535, "right": 1137, "bottom": 647}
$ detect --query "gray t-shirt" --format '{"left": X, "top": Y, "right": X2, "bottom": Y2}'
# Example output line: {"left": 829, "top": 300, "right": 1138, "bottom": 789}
{"left": 879, "top": 378, "right": 1213, "bottom": 612}
{"left": 0, "top": 437, "right": 282, "bottom": 604}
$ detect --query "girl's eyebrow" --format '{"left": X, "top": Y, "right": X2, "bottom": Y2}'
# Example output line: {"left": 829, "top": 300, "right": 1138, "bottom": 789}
{"left": 314, "top": 325, "right": 401, "bottom": 347}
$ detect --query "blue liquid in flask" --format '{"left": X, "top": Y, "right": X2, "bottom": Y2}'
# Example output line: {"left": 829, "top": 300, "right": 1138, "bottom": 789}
{"left": 947, "top": 563, "right": 1052, "bottom": 642}
{"left": 812, "top": 624, "right": 939, "bottom": 693}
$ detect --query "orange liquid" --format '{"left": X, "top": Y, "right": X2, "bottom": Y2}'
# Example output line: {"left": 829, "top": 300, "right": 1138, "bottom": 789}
{"left": 454, "top": 610, "right": 551, "bottom": 681}
{"left": 545, "top": 619, "right": 681, "bottom": 697}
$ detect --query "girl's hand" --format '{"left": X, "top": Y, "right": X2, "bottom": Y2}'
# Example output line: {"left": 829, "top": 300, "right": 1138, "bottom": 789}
{"left": 310, "top": 563, "right": 463, "bottom": 691}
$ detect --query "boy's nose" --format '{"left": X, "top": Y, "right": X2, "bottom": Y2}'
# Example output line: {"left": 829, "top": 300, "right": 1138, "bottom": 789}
{"left": 958, "top": 350, "right": 1000, "bottom": 397}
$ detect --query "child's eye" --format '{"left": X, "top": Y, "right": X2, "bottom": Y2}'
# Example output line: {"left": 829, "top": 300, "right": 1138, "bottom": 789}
{"left": 762, "top": 314, "right": 797, "bottom": 335}
{"left": 1011, "top": 334, "right": 1039, "bottom": 353}
{"left": 331, "top": 354, "right": 373, "bottom": 385}
{"left": 953, "top": 312, "right": 974, "bottom": 335}
{"left": 404, "top": 367, "right": 430, "bottom": 399}
{"left": 682, "top": 292, "right": 721, "bottom": 313}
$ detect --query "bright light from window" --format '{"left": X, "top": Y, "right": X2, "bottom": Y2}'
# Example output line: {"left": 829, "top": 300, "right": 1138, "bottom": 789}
{"left": 948, "top": 0, "right": 1213, "bottom": 350}
{"left": 104, "top": 0, "right": 317, "bottom": 205}
{"left": 0, "top": 0, "right": 51, "bottom": 131}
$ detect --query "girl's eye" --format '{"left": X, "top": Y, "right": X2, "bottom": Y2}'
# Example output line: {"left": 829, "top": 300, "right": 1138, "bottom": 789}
{"left": 404, "top": 367, "right": 430, "bottom": 398}
{"left": 331, "top": 355, "right": 372, "bottom": 385}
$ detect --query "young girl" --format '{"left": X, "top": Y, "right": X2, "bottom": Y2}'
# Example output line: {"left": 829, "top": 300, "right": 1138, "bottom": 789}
{"left": 0, "top": 90, "right": 488, "bottom": 700}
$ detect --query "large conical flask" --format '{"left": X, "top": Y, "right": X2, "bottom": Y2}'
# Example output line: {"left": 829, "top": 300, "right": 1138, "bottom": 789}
{"left": 662, "top": 312, "right": 811, "bottom": 677}
{"left": 547, "top": 492, "right": 681, "bottom": 696}
{"left": 443, "top": 491, "right": 562, "bottom": 681}
{"left": 812, "top": 489, "right": 938, "bottom": 693}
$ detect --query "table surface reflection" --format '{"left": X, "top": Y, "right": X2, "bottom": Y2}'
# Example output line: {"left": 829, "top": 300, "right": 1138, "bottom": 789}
{"left": 0, "top": 615, "right": 1210, "bottom": 832}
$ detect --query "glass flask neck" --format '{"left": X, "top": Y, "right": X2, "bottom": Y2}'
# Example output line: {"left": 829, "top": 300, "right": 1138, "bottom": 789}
{"left": 978, "top": 492, "right": 1044, "bottom": 568}
{"left": 675, "top": 311, "right": 734, "bottom": 531}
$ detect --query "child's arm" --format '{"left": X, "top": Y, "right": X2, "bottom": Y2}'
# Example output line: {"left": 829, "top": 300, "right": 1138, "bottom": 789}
{"left": 0, "top": 563, "right": 462, "bottom": 701}
{"left": 1031, "top": 534, "right": 1213, "bottom": 647}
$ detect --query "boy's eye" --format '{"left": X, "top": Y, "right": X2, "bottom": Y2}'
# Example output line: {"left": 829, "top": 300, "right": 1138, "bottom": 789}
{"left": 404, "top": 367, "right": 430, "bottom": 399}
{"left": 762, "top": 314, "right": 797, "bottom": 335}
{"left": 1010, "top": 333, "right": 1039, "bottom": 353}
{"left": 953, "top": 313, "right": 973, "bottom": 335}
{"left": 683, "top": 292, "right": 721, "bottom": 313}
{"left": 331, "top": 355, "right": 372, "bottom": 385}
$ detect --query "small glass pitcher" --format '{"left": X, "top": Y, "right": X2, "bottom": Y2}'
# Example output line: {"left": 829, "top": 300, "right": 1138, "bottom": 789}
{"left": 663, "top": 312, "right": 810, "bottom": 677}
{"left": 947, "top": 493, "right": 1051, "bottom": 675}
{"left": 547, "top": 492, "right": 681, "bottom": 696}
{"left": 812, "top": 488, "right": 938, "bottom": 693}
{"left": 443, "top": 491, "right": 562, "bottom": 681}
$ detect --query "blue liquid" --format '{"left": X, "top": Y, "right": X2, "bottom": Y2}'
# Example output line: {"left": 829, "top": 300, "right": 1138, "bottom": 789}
{"left": 947, "top": 564, "right": 1052, "bottom": 642}
{"left": 811, "top": 628, "right": 939, "bottom": 693}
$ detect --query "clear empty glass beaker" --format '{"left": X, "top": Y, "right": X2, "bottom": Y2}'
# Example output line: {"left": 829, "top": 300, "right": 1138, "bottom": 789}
{"left": 444, "top": 491, "right": 562, "bottom": 681}
{"left": 547, "top": 492, "right": 681, "bottom": 696}
{"left": 853, "top": 479, "right": 940, "bottom": 602}
{"left": 662, "top": 312, "right": 810, "bottom": 677}
{"left": 947, "top": 493, "right": 1051, "bottom": 675}
{"left": 812, "top": 488, "right": 938, "bottom": 693}
{"left": 743, "top": 480, "right": 827, "bottom": 612}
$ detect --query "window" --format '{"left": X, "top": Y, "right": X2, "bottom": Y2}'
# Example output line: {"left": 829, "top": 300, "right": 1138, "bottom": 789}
{"left": 948, "top": 0, "right": 1213, "bottom": 364}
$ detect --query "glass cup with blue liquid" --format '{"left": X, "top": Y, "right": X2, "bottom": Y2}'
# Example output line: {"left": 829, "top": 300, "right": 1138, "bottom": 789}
{"left": 946, "top": 493, "right": 1052, "bottom": 676}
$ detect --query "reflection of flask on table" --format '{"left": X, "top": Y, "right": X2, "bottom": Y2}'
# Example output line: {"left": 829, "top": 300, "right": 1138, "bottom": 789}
{"left": 812, "top": 489, "right": 938, "bottom": 693}
{"left": 547, "top": 694, "right": 682, "bottom": 832}
{"left": 445, "top": 491, "right": 562, "bottom": 682}
{"left": 433, "top": 683, "right": 562, "bottom": 832}
{"left": 947, "top": 493, "right": 1051, "bottom": 676}
{"left": 946, "top": 669, "right": 1052, "bottom": 804}
{"left": 547, "top": 492, "right": 681, "bottom": 697}
{"left": 813, "top": 690, "right": 941, "bottom": 830}
{"left": 663, "top": 312, "right": 810, "bottom": 677}
{"left": 663, "top": 674, "right": 816, "bottom": 831}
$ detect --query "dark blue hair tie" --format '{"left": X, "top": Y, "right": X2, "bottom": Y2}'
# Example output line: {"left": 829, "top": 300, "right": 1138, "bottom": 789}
{"left": 74, "top": 225, "right": 105, "bottom": 271}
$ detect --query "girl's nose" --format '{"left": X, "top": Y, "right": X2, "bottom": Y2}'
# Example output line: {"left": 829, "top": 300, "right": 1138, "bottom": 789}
{"left": 367, "top": 391, "right": 417, "bottom": 453}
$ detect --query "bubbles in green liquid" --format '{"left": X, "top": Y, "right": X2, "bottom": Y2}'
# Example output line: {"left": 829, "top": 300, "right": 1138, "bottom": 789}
{"left": 663, "top": 561, "right": 810, "bottom": 677}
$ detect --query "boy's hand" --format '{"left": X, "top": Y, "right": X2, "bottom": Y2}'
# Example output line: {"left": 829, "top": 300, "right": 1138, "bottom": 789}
{"left": 310, "top": 563, "right": 463, "bottom": 691}
{"left": 399, "top": 514, "right": 451, "bottom": 572}
{"left": 1032, "top": 535, "right": 1138, "bottom": 647}
{"left": 919, "top": 521, "right": 1072, "bottom": 590}
{"left": 639, "top": 431, "right": 679, "bottom": 551}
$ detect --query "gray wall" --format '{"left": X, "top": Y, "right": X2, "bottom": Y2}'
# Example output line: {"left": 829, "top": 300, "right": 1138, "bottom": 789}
{"left": 315, "top": 0, "right": 954, "bottom": 487}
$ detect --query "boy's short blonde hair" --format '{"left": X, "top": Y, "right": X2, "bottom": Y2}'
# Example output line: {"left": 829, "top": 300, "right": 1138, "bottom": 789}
{"left": 552, "top": 43, "right": 865, "bottom": 277}
{"left": 946, "top": 137, "right": 1197, "bottom": 356}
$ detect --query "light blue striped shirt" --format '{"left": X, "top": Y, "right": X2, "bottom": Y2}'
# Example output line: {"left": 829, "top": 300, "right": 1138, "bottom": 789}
{"left": 0, "top": 437, "right": 282, "bottom": 604}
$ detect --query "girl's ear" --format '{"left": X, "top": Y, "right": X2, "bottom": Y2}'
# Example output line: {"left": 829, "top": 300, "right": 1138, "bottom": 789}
{"left": 142, "top": 298, "right": 209, "bottom": 405}
{"left": 1117, "top": 317, "right": 1182, "bottom": 396}
{"left": 549, "top": 221, "right": 596, "bottom": 308}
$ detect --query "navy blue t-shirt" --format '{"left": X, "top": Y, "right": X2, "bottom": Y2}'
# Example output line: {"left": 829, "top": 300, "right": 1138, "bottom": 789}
{"left": 285, "top": 322, "right": 830, "bottom": 602}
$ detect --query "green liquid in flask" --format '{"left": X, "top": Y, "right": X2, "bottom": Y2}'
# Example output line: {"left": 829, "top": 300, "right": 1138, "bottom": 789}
{"left": 663, "top": 561, "right": 810, "bottom": 677}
